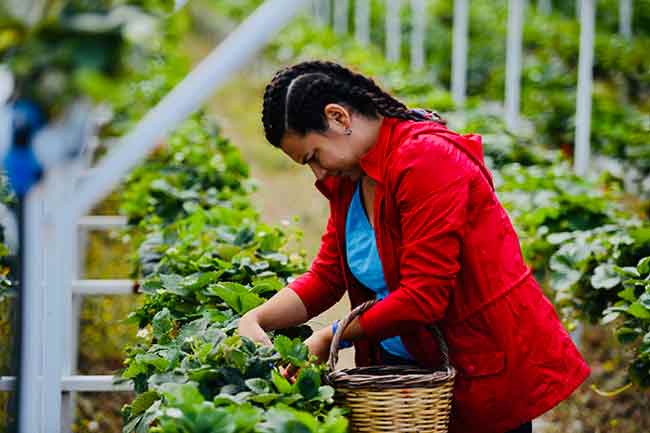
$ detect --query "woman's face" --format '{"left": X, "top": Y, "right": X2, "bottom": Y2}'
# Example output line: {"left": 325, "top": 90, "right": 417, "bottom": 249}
{"left": 279, "top": 104, "right": 383, "bottom": 182}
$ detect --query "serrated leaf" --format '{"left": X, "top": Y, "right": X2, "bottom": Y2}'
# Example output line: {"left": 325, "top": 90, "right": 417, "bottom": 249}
{"left": 131, "top": 391, "right": 159, "bottom": 416}
{"left": 245, "top": 378, "right": 271, "bottom": 394}
{"left": 296, "top": 368, "right": 320, "bottom": 399}
{"left": 638, "top": 257, "right": 650, "bottom": 276}
{"left": 628, "top": 303, "right": 650, "bottom": 319}
{"left": 273, "top": 335, "right": 309, "bottom": 367}
{"left": 208, "top": 282, "right": 264, "bottom": 315}
{"left": 152, "top": 308, "right": 173, "bottom": 343}
{"left": 271, "top": 370, "right": 293, "bottom": 394}
{"left": 160, "top": 273, "right": 188, "bottom": 296}
{"left": 591, "top": 263, "right": 621, "bottom": 289}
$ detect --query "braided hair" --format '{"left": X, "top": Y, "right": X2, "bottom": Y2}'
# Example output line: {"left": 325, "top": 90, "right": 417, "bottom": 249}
{"left": 262, "top": 60, "right": 444, "bottom": 147}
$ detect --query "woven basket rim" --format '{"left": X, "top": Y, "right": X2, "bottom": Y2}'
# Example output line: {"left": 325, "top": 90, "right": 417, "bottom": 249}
{"left": 326, "top": 365, "right": 456, "bottom": 389}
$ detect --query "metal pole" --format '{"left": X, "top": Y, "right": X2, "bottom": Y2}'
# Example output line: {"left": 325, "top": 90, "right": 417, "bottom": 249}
{"left": 69, "top": 0, "right": 310, "bottom": 222}
{"left": 505, "top": 0, "right": 524, "bottom": 131}
{"left": 574, "top": 0, "right": 595, "bottom": 176}
{"left": 334, "top": 0, "right": 349, "bottom": 34}
{"left": 386, "top": 0, "right": 402, "bottom": 62}
{"left": 17, "top": 185, "right": 45, "bottom": 433}
{"left": 42, "top": 166, "right": 77, "bottom": 433}
{"left": 355, "top": 0, "right": 370, "bottom": 45}
{"left": 619, "top": 0, "right": 632, "bottom": 39}
{"left": 451, "top": 0, "right": 469, "bottom": 107}
{"left": 314, "top": 0, "right": 331, "bottom": 27}
{"left": 410, "top": 0, "right": 427, "bottom": 71}
{"left": 537, "top": 0, "right": 552, "bottom": 14}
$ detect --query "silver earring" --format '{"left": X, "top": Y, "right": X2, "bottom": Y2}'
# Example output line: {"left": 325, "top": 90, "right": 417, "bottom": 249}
{"left": 344, "top": 127, "right": 352, "bottom": 135}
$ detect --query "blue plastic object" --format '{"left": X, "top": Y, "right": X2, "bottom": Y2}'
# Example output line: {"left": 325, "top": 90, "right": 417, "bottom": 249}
{"left": 5, "top": 100, "right": 45, "bottom": 196}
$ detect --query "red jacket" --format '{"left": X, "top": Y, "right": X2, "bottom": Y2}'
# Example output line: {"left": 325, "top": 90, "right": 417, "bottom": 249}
{"left": 288, "top": 116, "right": 590, "bottom": 433}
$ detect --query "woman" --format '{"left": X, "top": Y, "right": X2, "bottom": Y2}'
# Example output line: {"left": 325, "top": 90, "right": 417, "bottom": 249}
{"left": 238, "top": 60, "right": 590, "bottom": 433}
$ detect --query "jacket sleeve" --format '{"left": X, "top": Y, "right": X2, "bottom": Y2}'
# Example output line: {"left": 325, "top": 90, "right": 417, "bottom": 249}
{"left": 358, "top": 137, "right": 472, "bottom": 340}
{"left": 287, "top": 212, "right": 347, "bottom": 319}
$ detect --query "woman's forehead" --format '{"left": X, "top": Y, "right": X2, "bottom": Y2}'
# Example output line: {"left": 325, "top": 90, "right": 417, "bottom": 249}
{"left": 280, "top": 132, "right": 315, "bottom": 163}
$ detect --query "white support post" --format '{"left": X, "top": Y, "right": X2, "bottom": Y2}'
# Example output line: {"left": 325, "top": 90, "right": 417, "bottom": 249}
{"left": 354, "top": 0, "right": 370, "bottom": 45}
{"left": 574, "top": 0, "right": 595, "bottom": 176}
{"left": 334, "top": 0, "right": 349, "bottom": 34}
{"left": 42, "top": 165, "right": 78, "bottom": 433}
{"left": 313, "top": 0, "right": 331, "bottom": 27}
{"left": 451, "top": 0, "right": 469, "bottom": 107}
{"left": 386, "top": 0, "right": 402, "bottom": 62}
{"left": 505, "top": 0, "right": 525, "bottom": 131}
{"left": 69, "top": 0, "right": 311, "bottom": 222}
{"left": 410, "top": 0, "right": 427, "bottom": 71}
{"left": 619, "top": 0, "right": 632, "bottom": 39}
{"left": 18, "top": 185, "right": 46, "bottom": 433}
{"left": 537, "top": 0, "right": 552, "bottom": 14}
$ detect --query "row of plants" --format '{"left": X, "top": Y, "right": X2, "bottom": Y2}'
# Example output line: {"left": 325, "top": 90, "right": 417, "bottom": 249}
{"left": 116, "top": 110, "right": 350, "bottom": 433}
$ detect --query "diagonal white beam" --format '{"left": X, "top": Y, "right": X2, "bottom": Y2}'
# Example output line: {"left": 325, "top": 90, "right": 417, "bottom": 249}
{"left": 69, "top": 0, "right": 310, "bottom": 221}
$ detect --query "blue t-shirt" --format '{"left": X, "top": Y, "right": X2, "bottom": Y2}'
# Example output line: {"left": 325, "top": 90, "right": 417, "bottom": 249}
{"left": 345, "top": 180, "right": 414, "bottom": 360}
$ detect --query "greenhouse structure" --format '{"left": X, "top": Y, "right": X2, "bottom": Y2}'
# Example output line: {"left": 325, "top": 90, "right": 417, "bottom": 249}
{"left": 1, "top": 0, "right": 650, "bottom": 432}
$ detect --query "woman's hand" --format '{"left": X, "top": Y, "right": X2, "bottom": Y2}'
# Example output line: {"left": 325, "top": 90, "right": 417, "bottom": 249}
{"left": 238, "top": 311, "right": 273, "bottom": 346}
{"left": 304, "top": 326, "right": 334, "bottom": 365}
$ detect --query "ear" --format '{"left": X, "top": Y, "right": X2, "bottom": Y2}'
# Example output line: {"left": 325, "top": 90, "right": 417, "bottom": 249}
{"left": 324, "top": 103, "right": 351, "bottom": 130}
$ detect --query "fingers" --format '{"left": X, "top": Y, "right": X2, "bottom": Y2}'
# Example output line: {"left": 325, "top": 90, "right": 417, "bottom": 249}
{"left": 279, "top": 364, "right": 298, "bottom": 383}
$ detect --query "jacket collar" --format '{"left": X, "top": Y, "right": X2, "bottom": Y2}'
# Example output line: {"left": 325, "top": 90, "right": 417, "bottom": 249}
{"left": 358, "top": 115, "right": 399, "bottom": 184}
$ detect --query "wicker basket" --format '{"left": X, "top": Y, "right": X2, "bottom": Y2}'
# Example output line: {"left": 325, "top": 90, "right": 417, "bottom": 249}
{"left": 325, "top": 300, "right": 456, "bottom": 433}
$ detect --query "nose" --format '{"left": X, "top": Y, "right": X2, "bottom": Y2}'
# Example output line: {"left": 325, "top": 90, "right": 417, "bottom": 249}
{"left": 308, "top": 161, "right": 328, "bottom": 181}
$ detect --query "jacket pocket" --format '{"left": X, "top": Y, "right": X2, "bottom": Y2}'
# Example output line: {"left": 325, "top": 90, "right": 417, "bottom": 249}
{"left": 455, "top": 351, "right": 505, "bottom": 377}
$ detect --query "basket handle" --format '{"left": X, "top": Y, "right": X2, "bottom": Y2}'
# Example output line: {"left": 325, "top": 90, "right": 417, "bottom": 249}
{"left": 327, "top": 299, "right": 451, "bottom": 371}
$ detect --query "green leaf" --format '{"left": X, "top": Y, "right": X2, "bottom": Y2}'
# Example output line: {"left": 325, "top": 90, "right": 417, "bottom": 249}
{"left": 628, "top": 303, "right": 650, "bottom": 319}
{"left": 249, "top": 392, "right": 280, "bottom": 405}
{"left": 152, "top": 308, "right": 173, "bottom": 343}
{"left": 160, "top": 274, "right": 188, "bottom": 296}
{"left": 122, "top": 360, "right": 148, "bottom": 379}
{"left": 208, "top": 282, "right": 265, "bottom": 315}
{"left": 273, "top": 335, "right": 309, "bottom": 367}
{"left": 245, "top": 378, "right": 271, "bottom": 394}
{"left": 639, "top": 292, "right": 650, "bottom": 309}
{"left": 638, "top": 257, "right": 650, "bottom": 276}
{"left": 591, "top": 263, "right": 621, "bottom": 289}
{"left": 136, "top": 353, "right": 170, "bottom": 372}
{"left": 159, "top": 382, "right": 205, "bottom": 408}
{"left": 271, "top": 370, "right": 293, "bottom": 394}
{"left": 131, "top": 391, "right": 159, "bottom": 416}
{"left": 618, "top": 286, "right": 638, "bottom": 303}
{"left": 296, "top": 368, "right": 320, "bottom": 400}
{"left": 617, "top": 327, "right": 641, "bottom": 344}
{"left": 601, "top": 312, "right": 620, "bottom": 325}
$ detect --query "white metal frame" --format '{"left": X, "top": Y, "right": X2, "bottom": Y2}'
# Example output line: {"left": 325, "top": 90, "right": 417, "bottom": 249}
{"left": 355, "top": 0, "right": 370, "bottom": 45}
{"left": 505, "top": 0, "right": 525, "bottom": 131}
{"left": 410, "top": 0, "right": 427, "bottom": 71}
{"left": 574, "top": 0, "right": 596, "bottom": 176}
{"left": 451, "top": 0, "right": 469, "bottom": 107}
{"left": 7, "top": 0, "right": 628, "bottom": 430}
{"left": 4, "top": 1, "right": 311, "bottom": 432}
{"left": 386, "top": 0, "right": 402, "bottom": 62}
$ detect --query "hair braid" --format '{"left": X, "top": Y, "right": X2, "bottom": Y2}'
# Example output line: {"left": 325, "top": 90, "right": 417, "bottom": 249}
{"left": 262, "top": 60, "right": 444, "bottom": 147}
